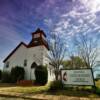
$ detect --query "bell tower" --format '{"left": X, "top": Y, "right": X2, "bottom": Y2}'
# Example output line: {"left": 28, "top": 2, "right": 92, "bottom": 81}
{"left": 28, "top": 28, "right": 49, "bottom": 50}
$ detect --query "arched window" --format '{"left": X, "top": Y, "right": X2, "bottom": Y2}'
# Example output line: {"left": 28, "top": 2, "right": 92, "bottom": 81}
{"left": 31, "top": 62, "right": 37, "bottom": 69}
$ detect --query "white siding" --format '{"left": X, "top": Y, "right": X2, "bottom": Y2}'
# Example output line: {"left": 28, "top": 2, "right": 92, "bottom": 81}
{"left": 4, "top": 44, "right": 55, "bottom": 81}
{"left": 4, "top": 44, "right": 27, "bottom": 72}
{"left": 25, "top": 46, "right": 44, "bottom": 80}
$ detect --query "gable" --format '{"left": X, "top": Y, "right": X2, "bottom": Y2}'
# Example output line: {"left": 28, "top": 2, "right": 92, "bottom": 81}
{"left": 3, "top": 42, "right": 27, "bottom": 63}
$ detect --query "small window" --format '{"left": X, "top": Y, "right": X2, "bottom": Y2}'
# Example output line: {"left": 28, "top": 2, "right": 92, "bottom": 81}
{"left": 34, "top": 34, "right": 40, "bottom": 38}
{"left": 6, "top": 62, "right": 9, "bottom": 68}
{"left": 24, "top": 59, "right": 27, "bottom": 66}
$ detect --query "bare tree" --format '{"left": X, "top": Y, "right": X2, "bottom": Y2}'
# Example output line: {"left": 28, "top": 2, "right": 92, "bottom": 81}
{"left": 47, "top": 33, "right": 67, "bottom": 80}
{"left": 74, "top": 34, "right": 99, "bottom": 68}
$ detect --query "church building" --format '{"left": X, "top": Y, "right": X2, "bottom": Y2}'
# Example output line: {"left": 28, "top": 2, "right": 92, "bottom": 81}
{"left": 3, "top": 28, "right": 54, "bottom": 81}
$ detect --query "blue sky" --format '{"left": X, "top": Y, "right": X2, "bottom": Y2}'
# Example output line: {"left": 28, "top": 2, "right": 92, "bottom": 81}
{"left": 0, "top": 0, "right": 100, "bottom": 70}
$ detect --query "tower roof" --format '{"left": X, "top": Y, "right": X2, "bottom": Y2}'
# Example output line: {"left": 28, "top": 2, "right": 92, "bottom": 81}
{"left": 32, "top": 28, "right": 46, "bottom": 37}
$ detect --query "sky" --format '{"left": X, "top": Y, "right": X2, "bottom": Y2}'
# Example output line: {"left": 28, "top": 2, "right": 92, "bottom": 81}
{"left": 0, "top": 0, "right": 100, "bottom": 71}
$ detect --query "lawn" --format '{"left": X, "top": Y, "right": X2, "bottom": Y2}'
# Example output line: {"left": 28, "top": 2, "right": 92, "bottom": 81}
{"left": 0, "top": 85, "right": 49, "bottom": 93}
{"left": 0, "top": 80, "right": 99, "bottom": 99}
{"left": 96, "top": 80, "right": 100, "bottom": 88}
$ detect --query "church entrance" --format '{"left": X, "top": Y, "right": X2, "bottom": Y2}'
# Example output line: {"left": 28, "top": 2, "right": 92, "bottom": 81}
{"left": 30, "top": 62, "right": 37, "bottom": 80}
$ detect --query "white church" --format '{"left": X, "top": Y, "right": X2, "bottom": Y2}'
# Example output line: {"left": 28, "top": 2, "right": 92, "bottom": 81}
{"left": 3, "top": 28, "right": 55, "bottom": 81}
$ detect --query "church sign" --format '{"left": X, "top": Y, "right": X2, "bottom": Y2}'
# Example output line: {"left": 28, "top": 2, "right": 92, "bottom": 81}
{"left": 61, "top": 69, "right": 95, "bottom": 86}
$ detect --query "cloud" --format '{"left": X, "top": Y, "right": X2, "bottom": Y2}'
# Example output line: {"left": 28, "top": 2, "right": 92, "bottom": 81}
{"left": 53, "top": 1, "right": 100, "bottom": 38}
{"left": 79, "top": 0, "right": 100, "bottom": 13}
{"left": 42, "top": 0, "right": 100, "bottom": 52}
{"left": 44, "top": 18, "right": 53, "bottom": 28}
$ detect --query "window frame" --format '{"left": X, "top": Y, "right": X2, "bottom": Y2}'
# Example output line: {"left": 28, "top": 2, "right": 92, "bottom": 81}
{"left": 24, "top": 59, "right": 27, "bottom": 67}
{"left": 5, "top": 61, "right": 9, "bottom": 68}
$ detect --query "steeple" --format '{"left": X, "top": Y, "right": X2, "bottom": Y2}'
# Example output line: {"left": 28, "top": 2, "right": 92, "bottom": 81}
{"left": 32, "top": 28, "right": 46, "bottom": 38}
{"left": 28, "top": 28, "right": 49, "bottom": 50}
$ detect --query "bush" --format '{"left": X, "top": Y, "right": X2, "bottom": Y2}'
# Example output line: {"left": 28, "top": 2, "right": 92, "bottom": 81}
{"left": 49, "top": 80, "right": 63, "bottom": 91}
{"left": 95, "top": 88, "right": 100, "bottom": 95}
{"left": 1, "top": 71, "right": 11, "bottom": 83}
{"left": 11, "top": 66, "right": 25, "bottom": 83}
{"left": 35, "top": 65, "right": 48, "bottom": 85}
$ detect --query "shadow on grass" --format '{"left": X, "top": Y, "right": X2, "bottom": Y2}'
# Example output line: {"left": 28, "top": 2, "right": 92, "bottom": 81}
{"left": 0, "top": 83, "right": 16, "bottom": 87}
{"left": 0, "top": 82, "right": 100, "bottom": 98}
{"left": 45, "top": 87, "right": 100, "bottom": 98}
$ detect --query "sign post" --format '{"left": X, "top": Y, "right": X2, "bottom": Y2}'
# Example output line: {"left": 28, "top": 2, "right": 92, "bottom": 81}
{"left": 61, "top": 69, "right": 95, "bottom": 86}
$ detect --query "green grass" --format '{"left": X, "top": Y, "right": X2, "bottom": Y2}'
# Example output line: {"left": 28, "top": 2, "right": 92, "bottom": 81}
{"left": 46, "top": 80, "right": 100, "bottom": 98}
{"left": 0, "top": 85, "right": 49, "bottom": 93}
{"left": 96, "top": 80, "right": 100, "bottom": 88}
{"left": 0, "top": 80, "right": 99, "bottom": 98}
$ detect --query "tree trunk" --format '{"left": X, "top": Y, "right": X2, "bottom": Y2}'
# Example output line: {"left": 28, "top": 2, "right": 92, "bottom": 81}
{"left": 55, "top": 73, "right": 59, "bottom": 80}
{"left": 55, "top": 69, "right": 60, "bottom": 80}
